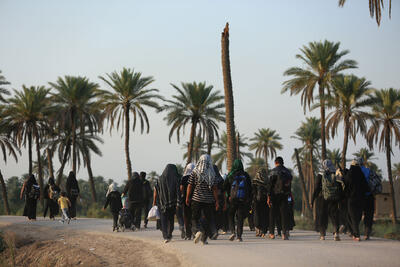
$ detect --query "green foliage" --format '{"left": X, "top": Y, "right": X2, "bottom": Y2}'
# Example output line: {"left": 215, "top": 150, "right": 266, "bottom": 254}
{"left": 249, "top": 128, "right": 282, "bottom": 170}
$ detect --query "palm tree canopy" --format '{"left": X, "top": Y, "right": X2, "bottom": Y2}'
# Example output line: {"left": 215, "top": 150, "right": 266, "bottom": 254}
{"left": 367, "top": 88, "right": 400, "bottom": 152}
{"left": 282, "top": 40, "right": 358, "bottom": 112}
{"left": 324, "top": 75, "right": 374, "bottom": 142}
{"left": 292, "top": 117, "right": 321, "bottom": 154}
{"left": 249, "top": 128, "right": 283, "bottom": 161}
{"left": 338, "top": 0, "right": 392, "bottom": 26}
{"left": 99, "top": 68, "right": 160, "bottom": 134}
{"left": 0, "top": 123, "right": 20, "bottom": 163}
{"left": 0, "top": 70, "right": 11, "bottom": 103}
{"left": 327, "top": 148, "right": 341, "bottom": 167}
{"left": 161, "top": 81, "right": 225, "bottom": 143}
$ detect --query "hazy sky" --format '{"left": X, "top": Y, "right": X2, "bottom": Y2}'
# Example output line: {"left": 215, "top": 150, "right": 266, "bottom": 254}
{"left": 1, "top": 0, "right": 399, "bottom": 184}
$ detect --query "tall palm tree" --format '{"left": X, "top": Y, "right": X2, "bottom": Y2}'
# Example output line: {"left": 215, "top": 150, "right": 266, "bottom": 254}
{"left": 3, "top": 85, "right": 52, "bottom": 200}
{"left": 50, "top": 76, "right": 101, "bottom": 175}
{"left": 367, "top": 88, "right": 400, "bottom": 224}
{"left": 99, "top": 68, "right": 160, "bottom": 181}
{"left": 323, "top": 75, "right": 373, "bottom": 169}
{"left": 282, "top": 40, "right": 357, "bottom": 161}
{"left": 0, "top": 122, "right": 20, "bottom": 215}
{"left": 249, "top": 128, "right": 283, "bottom": 170}
{"left": 213, "top": 131, "right": 252, "bottom": 171}
{"left": 338, "top": 0, "right": 392, "bottom": 26}
{"left": 161, "top": 81, "right": 224, "bottom": 165}
{"left": 221, "top": 22, "right": 237, "bottom": 171}
{"left": 0, "top": 70, "right": 10, "bottom": 103}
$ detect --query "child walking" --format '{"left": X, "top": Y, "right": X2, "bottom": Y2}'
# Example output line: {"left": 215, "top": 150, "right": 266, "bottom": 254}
{"left": 103, "top": 183, "right": 122, "bottom": 232}
{"left": 58, "top": 192, "right": 71, "bottom": 224}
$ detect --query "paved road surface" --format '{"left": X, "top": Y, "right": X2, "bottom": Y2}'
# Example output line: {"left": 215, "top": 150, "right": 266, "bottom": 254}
{"left": 1, "top": 216, "right": 399, "bottom": 267}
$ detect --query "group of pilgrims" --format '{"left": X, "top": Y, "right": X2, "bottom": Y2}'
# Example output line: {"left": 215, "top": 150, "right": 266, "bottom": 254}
{"left": 20, "top": 153, "right": 378, "bottom": 244}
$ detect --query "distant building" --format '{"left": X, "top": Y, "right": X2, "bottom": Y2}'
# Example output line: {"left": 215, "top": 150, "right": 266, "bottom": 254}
{"left": 375, "top": 179, "right": 400, "bottom": 219}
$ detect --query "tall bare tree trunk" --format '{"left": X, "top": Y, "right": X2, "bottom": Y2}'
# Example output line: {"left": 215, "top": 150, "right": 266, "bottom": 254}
{"left": 28, "top": 131, "right": 33, "bottom": 176}
{"left": 46, "top": 148, "right": 54, "bottom": 179}
{"left": 85, "top": 154, "right": 97, "bottom": 202}
{"left": 71, "top": 108, "right": 77, "bottom": 175}
{"left": 33, "top": 127, "right": 44, "bottom": 205}
{"left": 341, "top": 117, "right": 350, "bottom": 170}
{"left": 221, "top": 22, "right": 237, "bottom": 172}
{"left": 124, "top": 104, "right": 132, "bottom": 181}
{"left": 56, "top": 141, "right": 71, "bottom": 186}
{"left": 295, "top": 149, "right": 311, "bottom": 217}
{"left": 0, "top": 170, "right": 10, "bottom": 215}
{"left": 236, "top": 132, "right": 240, "bottom": 160}
{"left": 263, "top": 148, "right": 269, "bottom": 170}
{"left": 186, "top": 121, "right": 197, "bottom": 165}
{"left": 385, "top": 131, "right": 398, "bottom": 225}
{"left": 319, "top": 84, "right": 327, "bottom": 161}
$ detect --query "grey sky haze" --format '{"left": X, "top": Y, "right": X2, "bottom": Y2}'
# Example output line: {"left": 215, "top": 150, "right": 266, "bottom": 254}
{"left": 0, "top": 0, "right": 399, "bottom": 184}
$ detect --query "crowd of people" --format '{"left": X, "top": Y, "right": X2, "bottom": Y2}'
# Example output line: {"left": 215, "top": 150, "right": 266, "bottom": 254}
{"left": 20, "top": 154, "right": 380, "bottom": 244}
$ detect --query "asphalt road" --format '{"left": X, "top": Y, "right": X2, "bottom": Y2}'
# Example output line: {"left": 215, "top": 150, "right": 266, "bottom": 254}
{"left": 1, "top": 216, "right": 399, "bottom": 267}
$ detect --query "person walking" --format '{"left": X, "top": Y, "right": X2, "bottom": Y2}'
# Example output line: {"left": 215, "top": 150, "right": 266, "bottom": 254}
{"left": 140, "top": 172, "right": 152, "bottom": 229}
{"left": 123, "top": 172, "right": 144, "bottom": 230}
{"left": 267, "top": 157, "right": 292, "bottom": 240}
{"left": 186, "top": 154, "right": 219, "bottom": 245}
{"left": 311, "top": 159, "right": 342, "bottom": 241}
{"left": 43, "top": 177, "right": 60, "bottom": 220}
{"left": 359, "top": 158, "right": 375, "bottom": 240}
{"left": 58, "top": 192, "right": 71, "bottom": 224}
{"left": 252, "top": 168, "right": 269, "bottom": 238}
{"left": 181, "top": 163, "right": 195, "bottom": 240}
{"left": 344, "top": 158, "right": 369, "bottom": 241}
{"left": 153, "top": 164, "right": 180, "bottom": 243}
{"left": 224, "top": 159, "right": 252, "bottom": 242}
{"left": 103, "top": 182, "right": 123, "bottom": 232}
{"left": 20, "top": 174, "right": 40, "bottom": 221}
{"left": 214, "top": 165, "right": 227, "bottom": 235}
{"left": 66, "top": 171, "right": 80, "bottom": 220}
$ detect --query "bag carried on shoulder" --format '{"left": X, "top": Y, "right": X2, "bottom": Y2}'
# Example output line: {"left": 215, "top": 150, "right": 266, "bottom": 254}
{"left": 255, "top": 184, "right": 267, "bottom": 203}
{"left": 273, "top": 169, "right": 291, "bottom": 195}
{"left": 49, "top": 186, "right": 60, "bottom": 200}
{"left": 230, "top": 174, "right": 248, "bottom": 201}
{"left": 70, "top": 188, "right": 79, "bottom": 197}
{"left": 28, "top": 184, "right": 40, "bottom": 199}
{"left": 321, "top": 172, "right": 341, "bottom": 201}
{"left": 368, "top": 170, "right": 382, "bottom": 195}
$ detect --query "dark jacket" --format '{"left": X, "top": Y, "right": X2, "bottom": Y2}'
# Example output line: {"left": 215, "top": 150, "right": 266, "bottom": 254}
{"left": 142, "top": 179, "right": 153, "bottom": 203}
{"left": 344, "top": 165, "right": 369, "bottom": 200}
{"left": 104, "top": 191, "right": 123, "bottom": 213}
{"left": 123, "top": 174, "right": 144, "bottom": 204}
{"left": 268, "top": 165, "right": 292, "bottom": 196}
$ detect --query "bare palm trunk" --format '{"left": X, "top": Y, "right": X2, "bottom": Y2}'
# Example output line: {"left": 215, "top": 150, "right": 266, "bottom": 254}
{"left": 46, "top": 148, "right": 54, "bottom": 178}
{"left": 124, "top": 104, "right": 132, "bottom": 181}
{"left": 236, "top": 132, "right": 240, "bottom": 160}
{"left": 0, "top": 170, "right": 10, "bottom": 215}
{"left": 263, "top": 148, "right": 269, "bottom": 170}
{"left": 385, "top": 131, "right": 398, "bottom": 224}
{"left": 221, "top": 22, "right": 237, "bottom": 172}
{"left": 85, "top": 154, "right": 97, "bottom": 202}
{"left": 33, "top": 127, "right": 44, "bottom": 204}
{"left": 28, "top": 131, "right": 33, "bottom": 175}
{"left": 56, "top": 141, "right": 71, "bottom": 186}
{"left": 71, "top": 109, "right": 77, "bottom": 175}
{"left": 207, "top": 136, "right": 212, "bottom": 156}
{"left": 319, "top": 84, "right": 327, "bottom": 161}
{"left": 309, "top": 149, "right": 316, "bottom": 219}
{"left": 341, "top": 117, "right": 350, "bottom": 170}
{"left": 295, "top": 148, "right": 311, "bottom": 217}
{"left": 186, "top": 121, "right": 197, "bottom": 165}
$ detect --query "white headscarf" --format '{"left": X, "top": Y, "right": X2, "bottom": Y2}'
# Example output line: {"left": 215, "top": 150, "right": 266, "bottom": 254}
{"left": 106, "top": 182, "right": 117, "bottom": 197}
{"left": 183, "top": 163, "right": 195, "bottom": 176}
{"left": 193, "top": 154, "right": 216, "bottom": 187}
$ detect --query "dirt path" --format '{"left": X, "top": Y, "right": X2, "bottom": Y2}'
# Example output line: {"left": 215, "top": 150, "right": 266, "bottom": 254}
{"left": 1, "top": 216, "right": 400, "bottom": 267}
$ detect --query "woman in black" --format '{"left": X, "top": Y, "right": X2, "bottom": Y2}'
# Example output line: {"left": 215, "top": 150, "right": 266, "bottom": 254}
{"left": 20, "top": 174, "right": 39, "bottom": 221}
{"left": 252, "top": 168, "right": 269, "bottom": 237}
{"left": 103, "top": 182, "right": 122, "bottom": 232}
{"left": 43, "top": 177, "right": 60, "bottom": 220}
{"left": 213, "top": 165, "right": 227, "bottom": 235}
{"left": 66, "top": 171, "right": 80, "bottom": 219}
{"left": 153, "top": 164, "right": 180, "bottom": 243}
{"left": 180, "top": 163, "right": 195, "bottom": 240}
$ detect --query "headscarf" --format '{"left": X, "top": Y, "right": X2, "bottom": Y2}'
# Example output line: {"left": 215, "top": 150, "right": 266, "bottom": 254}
{"left": 253, "top": 168, "right": 268, "bottom": 185}
{"left": 183, "top": 163, "right": 195, "bottom": 176}
{"left": 26, "top": 174, "right": 37, "bottom": 187}
{"left": 67, "top": 171, "right": 79, "bottom": 189}
{"left": 132, "top": 172, "right": 140, "bottom": 180}
{"left": 157, "top": 164, "right": 180, "bottom": 212}
{"left": 193, "top": 154, "right": 216, "bottom": 187}
{"left": 351, "top": 157, "right": 363, "bottom": 166}
{"left": 106, "top": 182, "right": 117, "bottom": 197}
{"left": 48, "top": 177, "right": 55, "bottom": 185}
{"left": 322, "top": 159, "right": 336, "bottom": 173}
{"left": 228, "top": 159, "right": 244, "bottom": 178}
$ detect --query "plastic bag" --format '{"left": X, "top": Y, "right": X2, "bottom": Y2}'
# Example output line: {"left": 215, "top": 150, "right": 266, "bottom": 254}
{"left": 147, "top": 206, "right": 160, "bottom": 219}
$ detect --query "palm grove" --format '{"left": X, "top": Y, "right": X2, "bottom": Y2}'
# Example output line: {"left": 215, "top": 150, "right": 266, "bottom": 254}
{"left": 0, "top": 38, "right": 399, "bottom": 224}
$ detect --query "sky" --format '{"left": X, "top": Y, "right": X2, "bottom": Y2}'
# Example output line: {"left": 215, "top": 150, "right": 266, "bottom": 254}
{"left": 0, "top": 0, "right": 399, "bottom": 185}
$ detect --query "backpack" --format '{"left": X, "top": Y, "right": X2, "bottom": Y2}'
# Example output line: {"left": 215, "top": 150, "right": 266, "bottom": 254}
{"left": 230, "top": 174, "right": 248, "bottom": 201}
{"left": 368, "top": 170, "right": 382, "bottom": 195}
{"left": 255, "top": 184, "right": 267, "bottom": 203}
{"left": 273, "top": 169, "right": 292, "bottom": 195}
{"left": 49, "top": 186, "right": 60, "bottom": 200}
{"left": 70, "top": 188, "right": 79, "bottom": 197}
{"left": 321, "top": 172, "right": 341, "bottom": 201}
{"left": 28, "top": 184, "right": 40, "bottom": 199}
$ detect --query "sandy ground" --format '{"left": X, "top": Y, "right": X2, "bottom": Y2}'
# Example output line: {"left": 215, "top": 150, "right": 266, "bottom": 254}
{"left": 1, "top": 215, "right": 400, "bottom": 267}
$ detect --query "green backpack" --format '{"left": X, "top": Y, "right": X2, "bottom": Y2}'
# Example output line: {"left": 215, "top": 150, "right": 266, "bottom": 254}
{"left": 321, "top": 172, "right": 341, "bottom": 201}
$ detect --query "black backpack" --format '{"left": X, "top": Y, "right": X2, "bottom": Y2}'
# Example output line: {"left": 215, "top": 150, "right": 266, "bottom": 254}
{"left": 255, "top": 184, "right": 267, "bottom": 203}
{"left": 230, "top": 174, "right": 248, "bottom": 201}
{"left": 28, "top": 184, "right": 40, "bottom": 199}
{"left": 273, "top": 169, "right": 292, "bottom": 195}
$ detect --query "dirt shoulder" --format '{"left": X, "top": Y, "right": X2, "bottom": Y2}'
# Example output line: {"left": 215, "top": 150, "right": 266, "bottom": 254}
{"left": 0, "top": 222, "right": 181, "bottom": 267}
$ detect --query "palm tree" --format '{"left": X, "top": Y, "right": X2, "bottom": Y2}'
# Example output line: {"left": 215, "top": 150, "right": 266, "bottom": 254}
{"left": 0, "top": 122, "right": 20, "bottom": 215}
{"left": 161, "top": 81, "right": 224, "bottom": 165}
{"left": 213, "top": 131, "right": 252, "bottom": 171}
{"left": 0, "top": 70, "right": 10, "bottom": 103}
{"left": 3, "top": 85, "right": 52, "bottom": 200}
{"left": 50, "top": 76, "right": 101, "bottom": 175}
{"left": 221, "top": 22, "right": 237, "bottom": 171}
{"left": 323, "top": 75, "right": 373, "bottom": 169}
{"left": 353, "top": 148, "right": 379, "bottom": 173}
{"left": 99, "top": 68, "right": 160, "bottom": 181}
{"left": 33, "top": 154, "right": 49, "bottom": 179}
{"left": 282, "top": 40, "right": 357, "bottom": 161}
{"left": 367, "top": 88, "right": 400, "bottom": 224}
{"left": 249, "top": 128, "right": 283, "bottom": 170}
{"left": 327, "top": 148, "right": 342, "bottom": 168}
{"left": 338, "top": 0, "right": 392, "bottom": 26}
